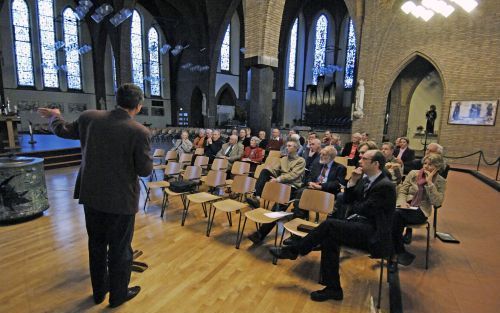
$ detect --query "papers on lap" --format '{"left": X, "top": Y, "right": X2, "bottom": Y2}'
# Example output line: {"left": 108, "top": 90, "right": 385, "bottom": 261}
{"left": 264, "top": 212, "right": 293, "bottom": 218}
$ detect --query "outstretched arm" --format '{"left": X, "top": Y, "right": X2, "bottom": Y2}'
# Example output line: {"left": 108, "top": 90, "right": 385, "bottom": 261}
{"left": 38, "top": 108, "right": 80, "bottom": 140}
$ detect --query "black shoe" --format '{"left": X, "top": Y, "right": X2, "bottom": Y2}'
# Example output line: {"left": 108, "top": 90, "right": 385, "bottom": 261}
{"left": 397, "top": 251, "right": 416, "bottom": 266}
{"left": 283, "top": 236, "right": 300, "bottom": 246}
{"left": 245, "top": 197, "right": 260, "bottom": 209}
{"left": 109, "top": 286, "right": 141, "bottom": 308}
{"left": 269, "top": 246, "right": 299, "bottom": 260}
{"left": 310, "top": 286, "right": 343, "bottom": 301}
{"left": 247, "top": 231, "right": 263, "bottom": 244}
{"left": 403, "top": 228, "right": 413, "bottom": 244}
{"left": 93, "top": 292, "right": 107, "bottom": 305}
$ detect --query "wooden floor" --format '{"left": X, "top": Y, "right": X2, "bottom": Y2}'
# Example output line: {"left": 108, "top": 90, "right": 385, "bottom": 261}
{"left": 1, "top": 168, "right": 499, "bottom": 313}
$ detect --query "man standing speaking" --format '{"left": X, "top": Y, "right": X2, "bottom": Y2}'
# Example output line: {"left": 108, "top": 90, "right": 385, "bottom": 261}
{"left": 38, "top": 83, "right": 152, "bottom": 308}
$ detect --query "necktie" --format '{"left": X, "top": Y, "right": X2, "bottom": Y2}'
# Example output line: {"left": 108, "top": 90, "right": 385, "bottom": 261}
{"left": 317, "top": 165, "right": 328, "bottom": 183}
{"left": 362, "top": 177, "right": 371, "bottom": 197}
{"left": 225, "top": 145, "right": 233, "bottom": 157}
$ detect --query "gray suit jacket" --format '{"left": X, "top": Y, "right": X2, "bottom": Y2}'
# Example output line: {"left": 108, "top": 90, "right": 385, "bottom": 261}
{"left": 216, "top": 142, "right": 244, "bottom": 168}
{"left": 49, "top": 109, "right": 153, "bottom": 215}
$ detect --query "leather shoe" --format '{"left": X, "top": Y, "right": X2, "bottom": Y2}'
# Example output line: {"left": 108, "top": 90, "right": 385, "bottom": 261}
{"left": 282, "top": 236, "right": 300, "bottom": 246}
{"left": 403, "top": 228, "right": 413, "bottom": 244}
{"left": 310, "top": 286, "right": 343, "bottom": 301}
{"left": 93, "top": 292, "right": 107, "bottom": 305}
{"left": 269, "top": 246, "right": 298, "bottom": 260}
{"left": 247, "top": 231, "right": 263, "bottom": 244}
{"left": 109, "top": 286, "right": 141, "bottom": 308}
{"left": 397, "top": 251, "right": 416, "bottom": 266}
{"left": 245, "top": 196, "right": 260, "bottom": 209}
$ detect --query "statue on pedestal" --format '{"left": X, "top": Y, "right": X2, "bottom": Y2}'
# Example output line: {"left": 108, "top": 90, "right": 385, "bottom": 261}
{"left": 353, "top": 79, "right": 365, "bottom": 119}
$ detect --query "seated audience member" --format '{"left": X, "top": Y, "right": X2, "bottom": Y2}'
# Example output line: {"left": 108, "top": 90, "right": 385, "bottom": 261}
{"left": 290, "top": 129, "right": 306, "bottom": 146}
{"left": 341, "top": 132, "right": 362, "bottom": 161}
{"left": 227, "top": 128, "right": 238, "bottom": 142}
{"left": 392, "top": 153, "right": 446, "bottom": 266}
{"left": 381, "top": 142, "right": 403, "bottom": 185}
{"left": 322, "top": 130, "right": 332, "bottom": 146}
{"left": 267, "top": 128, "right": 284, "bottom": 151}
{"left": 246, "top": 127, "right": 252, "bottom": 140}
{"left": 246, "top": 140, "right": 306, "bottom": 243}
{"left": 292, "top": 146, "right": 346, "bottom": 220}
{"left": 216, "top": 135, "right": 244, "bottom": 170}
{"left": 258, "top": 130, "right": 268, "bottom": 149}
{"left": 393, "top": 137, "right": 415, "bottom": 173}
{"left": 394, "top": 137, "right": 402, "bottom": 149}
{"left": 351, "top": 140, "right": 378, "bottom": 166}
{"left": 239, "top": 129, "right": 251, "bottom": 147}
{"left": 205, "top": 129, "right": 213, "bottom": 142}
{"left": 408, "top": 143, "right": 449, "bottom": 177}
{"left": 361, "top": 132, "right": 369, "bottom": 143}
{"left": 303, "top": 138, "right": 321, "bottom": 170}
{"left": 205, "top": 130, "right": 224, "bottom": 161}
{"left": 282, "top": 134, "right": 304, "bottom": 156}
{"left": 242, "top": 137, "right": 264, "bottom": 163}
{"left": 172, "top": 130, "right": 193, "bottom": 154}
{"left": 330, "top": 134, "right": 342, "bottom": 154}
{"left": 270, "top": 150, "right": 396, "bottom": 302}
{"left": 193, "top": 129, "right": 206, "bottom": 149}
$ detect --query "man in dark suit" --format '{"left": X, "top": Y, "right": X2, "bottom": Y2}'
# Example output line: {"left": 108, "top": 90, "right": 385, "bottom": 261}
{"left": 270, "top": 150, "right": 396, "bottom": 302}
{"left": 393, "top": 136, "right": 415, "bottom": 174}
{"left": 38, "top": 83, "right": 152, "bottom": 308}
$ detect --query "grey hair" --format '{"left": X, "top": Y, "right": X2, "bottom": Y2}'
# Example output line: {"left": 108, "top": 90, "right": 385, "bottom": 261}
{"left": 250, "top": 136, "right": 261, "bottom": 145}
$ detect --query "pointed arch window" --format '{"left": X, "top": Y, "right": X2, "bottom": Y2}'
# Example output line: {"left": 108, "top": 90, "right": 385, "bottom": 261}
{"left": 312, "top": 14, "right": 328, "bottom": 85}
{"left": 344, "top": 19, "right": 357, "bottom": 89}
{"left": 220, "top": 24, "right": 231, "bottom": 71}
{"left": 63, "top": 8, "right": 82, "bottom": 90}
{"left": 148, "top": 27, "right": 161, "bottom": 96}
{"left": 37, "top": 0, "right": 59, "bottom": 88}
{"left": 111, "top": 50, "right": 118, "bottom": 92}
{"left": 287, "top": 18, "right": 298, "bottom": 88}
{"left": 11, "top": 0, "right": 35, "bottom": 86}
{"left": 131, "top": 10, "right": 144, "bottom": 91}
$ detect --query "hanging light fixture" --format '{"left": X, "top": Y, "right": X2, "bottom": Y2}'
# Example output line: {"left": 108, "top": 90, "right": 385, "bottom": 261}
{"left": 401, "top": 0, "right": 477, "bottom": 21}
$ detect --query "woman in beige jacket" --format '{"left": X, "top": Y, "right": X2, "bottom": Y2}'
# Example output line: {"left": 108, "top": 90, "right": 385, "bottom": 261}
{"left": 392, "top": 153, "right": 446, "bottom": 266}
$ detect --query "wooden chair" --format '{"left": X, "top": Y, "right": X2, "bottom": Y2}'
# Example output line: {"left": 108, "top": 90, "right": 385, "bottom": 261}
{"left": 194, "top": 147, "right": 205, "bottom": 156}
{"left": 183, "top": 170, "right": 227, "bottom": 226}
{"left": 166, "top": 150, "right": 178, "bottom": 162}
{"left": 345, "top": 166, "right": 356, "bottom": 180}
{"left": 335, "top": 156, "right": 349, "bottom": 167}
{"left": 194, "top": 155, "right": 209, "bottom": 171}
{"left": 152, "top": 149, "right": 166, "bottom": 163}
{"left": 151, "top": 149, "right": 166, "bottom": 180}
{"left": 264, "top": 156, "right": 281, "bottom": 167}
{"left": 267, "top": 150, "right": 282, "bottom": 159}
{"left": 179, "top": 153, "right": 193, "bottom": 169}
{"left": 143, "top": 162, "right": 182, "bottom": 211}
{"left": 236, "top": 182, "right": 291, "bottom": 249}
{"left": 405, "top": 221, "right": 431, "bottom": 269}
{"left": 253, "top": 164, "right": 266, "bottom": 179}
{"left": 161, "top": 165, "right": 202, "bottom": 218}
{"left": 201, "top": 158, "right": 228, "bottom": 182}
{"left": 225, "top": 161, "right": 251, "bottom": 186}
{"left": 207, "top": 176, "right": 256, "bottom": 242}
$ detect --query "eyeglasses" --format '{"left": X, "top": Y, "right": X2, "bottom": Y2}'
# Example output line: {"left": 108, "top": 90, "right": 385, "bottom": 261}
{"left": 361, "top": 156, "right": 372, "bottom": 161}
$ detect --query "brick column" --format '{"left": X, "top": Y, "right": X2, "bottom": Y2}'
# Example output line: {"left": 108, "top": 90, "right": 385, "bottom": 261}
{"left": 248, "top": 65, "right": 273, "bottom": 133}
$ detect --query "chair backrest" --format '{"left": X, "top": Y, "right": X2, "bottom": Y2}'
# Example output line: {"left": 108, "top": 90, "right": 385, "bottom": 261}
{"left": 335, "top": 156, "right": 349, "bottom": 167}
{"left": 204, "top": 170, "right": 227, "bottom": 187}
{"left": 211, "top": 158, "right": 228, "bottom": 171}
{"left": 345, "top": 166, "right": 356, "bottom": 180}
{"left": 194, "top": 155, "right": 209, "bottom": 168}
{"left": 164, "top": 162, "right": 182, "bottom": 176}
{"left": 253, "top": 164, "right": 266, "bottom": 179}
{"left": 261, "top": 181, "right": 291, "bottom": 205}
{"left": 268, "top": 150, "right": 282, "bottom": 159}
{"left": 153, "top": 148, "right": 166, "bottom": 158}
{"left": 182, "top": 166, "right": 202, "bottom": 180}
{"left": 264, "top": 156, "right": 281, "bottom": 167}
{"left": 165, "top": 150, "right": 177, "bottom": 161}
{"left": 231, "top": 175, "right": 256, "bottom": 194}
{"left": 179, "top": 153, "right": 193, "bottom": 165}
{"left": 194, "top": 147, "right": 205, "bottom": 156}
{"left": 231, "top": 161, "right": 250, "bottom": 176}
{"left": 298, "top": 189, "right": 335, "bottom": 214}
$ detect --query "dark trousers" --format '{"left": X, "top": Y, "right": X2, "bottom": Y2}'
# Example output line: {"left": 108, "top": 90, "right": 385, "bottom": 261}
{"left": 292, "top": 187, "right": 309, "bottom": 220}
{"left": 254, "top": 169, "right": 296, "bottom": 238}
{"left": 84, "top": 206, "right": 135, "bottom": 303}
{"left": 297, "top": 218, "right": 374, "bottom": 288}
{"left": 392, "top": 208, "right": 427, "bottom": 254}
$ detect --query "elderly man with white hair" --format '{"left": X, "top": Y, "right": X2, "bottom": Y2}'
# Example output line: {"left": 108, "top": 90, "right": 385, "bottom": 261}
{"left": 281, "top": 133, "right": 303, "bottom": 156}
{"left": 216, "top": 134, "right": 244, "bottom": 170}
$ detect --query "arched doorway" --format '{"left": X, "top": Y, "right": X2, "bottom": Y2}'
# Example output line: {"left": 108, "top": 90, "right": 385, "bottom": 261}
{"left": 190, "top": 87, "right": 204, "bottom": 127}
{"left": 385, "top": 55, "right": 444, "bottom": 153}
{"left": 215, "top": 84, "right": 240, "bottom": 126}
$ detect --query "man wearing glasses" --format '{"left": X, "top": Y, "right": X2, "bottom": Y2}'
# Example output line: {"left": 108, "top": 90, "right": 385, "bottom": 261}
{"left": 270, "top": 150, "right": 396, "bottom": 302}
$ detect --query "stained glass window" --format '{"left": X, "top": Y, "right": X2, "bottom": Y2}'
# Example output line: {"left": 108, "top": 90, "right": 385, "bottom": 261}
{"left": 131, "top": 10, "right": 144, "bottom": 91}
{"left": 111, "top": 50, "right": 117, "bottom": 92}
{"left": 220, "top": 24, "right": 230, "bottom": 71}
{"left": 38, "top": 0, "right": 59, "bottom": 88}
{"left": 287, "top": 18, "right": 298, "bottom": 88}
{"left": 344, "top": 19, "right": 356, "bottom": 89}
{"left": 11, "top": 0, "right": 34, "bottom": 86}
{"left": 148, "top": 27, "right": 161, "bottom": 96}
{"left": 63, "top": 8, "right": 81, "bottom": 90}
{"left": 312, "top": 14, "right": 328, "bottom": 85}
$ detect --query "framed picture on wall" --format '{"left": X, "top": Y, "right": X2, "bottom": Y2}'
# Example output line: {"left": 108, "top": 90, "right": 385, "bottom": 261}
{"left": 448, "top": 100, "right": 498, "bottom": 126}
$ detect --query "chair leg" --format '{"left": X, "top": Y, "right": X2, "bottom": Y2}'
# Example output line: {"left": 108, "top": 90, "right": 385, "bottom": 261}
{"left": 377, "top": 258, "right": 384, "bottom": 309}
{"left": 206, "top": 204, "right": 217, "bottom": 237}
{"left": 433, "top": 207, "right": 438, "bottom": 238}
{"left": 235, "top": 217, "right": 248, "bottom": 249}
{"left": 181, "top": 200, "right": 190, "bottom": 226}
{"left": 226, "top": 212, "right": 233, "bottom": 227}
{"left": 160, "top": 191, "right": 167, "bottom": 218}
{"left": 426, "top": 223, "right": 430, "bottom": 270}
{"left": 201, "top": 202, "right": 207, "bottom": 218}
{"left": 142, "top": 188, "right": 150, "bottom": 212}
